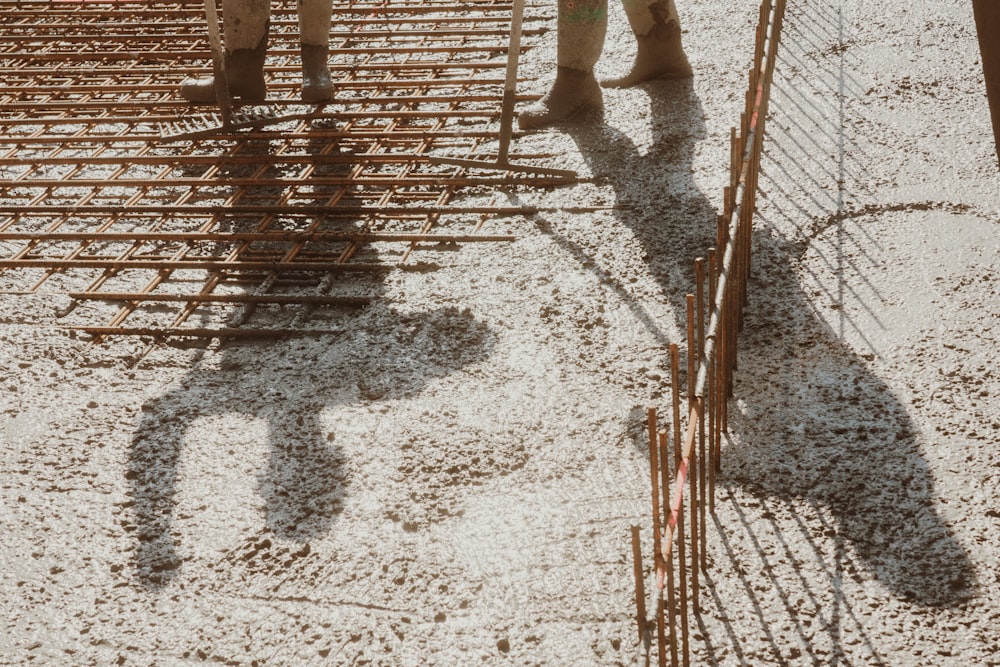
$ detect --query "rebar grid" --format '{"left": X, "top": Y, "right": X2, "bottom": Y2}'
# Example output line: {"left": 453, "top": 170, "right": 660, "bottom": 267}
{"left": 0, "top": 0, "right": 560, "bottom": 341}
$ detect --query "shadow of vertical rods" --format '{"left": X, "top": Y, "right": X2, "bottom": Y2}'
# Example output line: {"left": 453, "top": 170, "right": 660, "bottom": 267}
{"left": 632, "top": 0, "right": 787, "bottom": 663}
{"left": 648, "top": 407, "right": 664, "bottom": 569}
{"left": 656, "top": 594, "right": 668, "bottom": 667}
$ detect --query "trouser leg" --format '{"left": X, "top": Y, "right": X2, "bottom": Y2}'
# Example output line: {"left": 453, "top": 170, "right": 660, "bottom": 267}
{"left": 297, "top": 0, "right": 334, "bottom": 102}
{"left": 603, "top": 0, "right": 691, "bottom": 88}
{"left": 180, "top": 0, "right": 270, "bottom": 103}
{"left": 518, "top": 0, "right": 607, "bottom": 130}
{"left": 974, "top": 0, "right": 1000, "bottom": 167}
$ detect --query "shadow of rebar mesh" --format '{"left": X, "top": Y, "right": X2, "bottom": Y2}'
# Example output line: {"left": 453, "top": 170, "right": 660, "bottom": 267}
{"left": 630, "top": 1, "right": 786, "bottom": 665}
{"left": 0, "top": 0, "right": 564, "bottom": 345}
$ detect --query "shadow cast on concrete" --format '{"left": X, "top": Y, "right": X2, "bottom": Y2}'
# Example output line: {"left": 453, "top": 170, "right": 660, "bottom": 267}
{"left": 126, "top": 130, "right": 496, "bottom": 590}
{"left": 730, "top": 0, "right": 974, "bottom": 612}
{"left": 127, "top": 302, "right": 494, "bottom": 589}
{"left": 730, "top": 236, "right": 975, "bottom": 608}
{"left": 536, "top": 58, "right": 971, "bottom": 661}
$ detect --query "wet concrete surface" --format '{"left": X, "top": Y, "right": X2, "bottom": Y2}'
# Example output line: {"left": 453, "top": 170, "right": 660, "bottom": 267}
{"left": 2, "top": 0, "right": 999, "bottom": 664}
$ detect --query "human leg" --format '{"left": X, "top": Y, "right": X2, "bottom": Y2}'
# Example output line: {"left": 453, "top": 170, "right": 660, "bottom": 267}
{"left": 603, "top": 0, "right": 691, "bottom": 88}
{"left": 297, "top": 0, "right": 334, "bottom": 103}
{"left": 518, "top": 0, "right": 607, "bottom": 130}
{"left": 180, "top": 0, "right": 270, "bottom": 103}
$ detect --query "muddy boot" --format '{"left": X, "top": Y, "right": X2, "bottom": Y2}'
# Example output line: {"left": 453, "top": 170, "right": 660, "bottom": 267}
{"left": 178, "top": 48, "right": 267, "bottom": 103}
{"left": 603, "top": 0, "right": 692, "bottom": 88}
{"left": 179, "top": 42, "right": 267, "bottom": 104}
{"left": 518, "top": 67, "right": 603, "bottom": 130}
{"left": 518, "top": 0, "right": 607, "bottom": 129}
{"left": 300, "top": 44, "right": 333, "bottom": 103}
{"left": 180, "top": 1, "right": 269, "bottom": 103}
{"left": 298, "top": 0, "right": 333, "bottom": 102}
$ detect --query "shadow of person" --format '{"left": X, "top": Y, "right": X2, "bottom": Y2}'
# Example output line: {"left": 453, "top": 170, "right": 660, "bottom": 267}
{"left": 125, "top": 128, "right": 496, "bottom": 590}
{"left": 725, "top": 220, "right": 976, "bottom": 610}
{"left": 530, "top": 79, "right": 715, "bottom": 354}
{"left": 127, "top": 301, "right": 494, "bottom": 589}
{"left": 553, "top": 78, "right": 715, "bottom": 353}
{"left": 724, "top": 0, "right": 977, "bottom": 613}
{"left": 549, "top": 75, "right": 973, "bottom": 611}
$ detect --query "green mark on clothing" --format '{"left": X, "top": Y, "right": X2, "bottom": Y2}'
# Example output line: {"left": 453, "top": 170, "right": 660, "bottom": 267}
{"left": 559, "top": 2, "right": 608, "bottom": 24}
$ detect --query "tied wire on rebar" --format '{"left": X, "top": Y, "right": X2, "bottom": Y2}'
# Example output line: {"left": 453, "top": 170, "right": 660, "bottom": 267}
{"left": 0, "top": 0, "right": 567, "bottom": 344}
{"left": 630, "top": 1, "right": 787, "bottom": 665}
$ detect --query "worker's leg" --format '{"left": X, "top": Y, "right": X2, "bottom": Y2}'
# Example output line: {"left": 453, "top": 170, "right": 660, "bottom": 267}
{"left": 180, "top": 0, "right": 270, "bottom": 103}
{"left": 298, "top": 0, "right": 334, "bottom": 102}
{"left": 603, "top": 0, "right": 691, "bottom": 88}
{"left": 518, "top": 0, "right": 607, "bottom": 130}
{"left": 974, "top": 0, "right": 1000, "bottom": 168}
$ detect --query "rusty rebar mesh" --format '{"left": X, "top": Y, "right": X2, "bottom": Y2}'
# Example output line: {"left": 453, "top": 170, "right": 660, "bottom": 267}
{"left": 0, "top": 0, "right": 558, "bottom": 341}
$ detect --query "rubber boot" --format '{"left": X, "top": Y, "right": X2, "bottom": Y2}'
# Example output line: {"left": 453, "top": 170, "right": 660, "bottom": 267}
{"left": 179, "top": 45, "right": 267, "bottom": 103}
{"left": 179, "top": 0, "right": 270, "bottom": 103}
{"left": 518, "top": 67, "right": 603, "bottom": 130}
{"left": 298, "top": 0, "right": 333, "bottom": 102}
{"left": 603, "top": 0, "right": 692, "bottom": 88}
{"left": 301, "top": 44, "right": 333, "bottom": 103}
{"left": 518, "top": 0, "right": 607, "bottom": 129}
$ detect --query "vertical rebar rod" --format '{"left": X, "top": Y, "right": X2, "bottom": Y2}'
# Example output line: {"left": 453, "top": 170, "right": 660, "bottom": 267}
{"left": 656, "top": 593, "right": 668, "bottom": 667}
{"left": 729, "top": 129, "right": 738, "bottom": 211}
{"left": 659, "top": 421, "right": 672, "bottom": 665}
{"left": 496, "top": 0, "right": 524, "bottom": 163}
{"left": 648, "top": 406, "right": 663, "bottom": 568}
{"left": 707, "top": 248, "right": 719, "bottom": 512}
{"left": 670, "top": 343, "right": 689, "bottom": 667}
{"left": 660, "top": 429, "right": 672, "bottom": 531}
{"left": 695, "top": 259, "right": 707, "bottom": 572}
{"left": 686, "top": 294, "right": 699, "bottom": 607}
{"left": 631, "top": 525, "right": 647, "bottom": 644}
{"left": 203, "top": 0, "right": 232, "bottom": 127}
{"left": 660, "top": 430, "right": 679, "bottom": 667}
{"left": 715, "top": 214, "right": 728, "bottom": 433}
